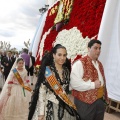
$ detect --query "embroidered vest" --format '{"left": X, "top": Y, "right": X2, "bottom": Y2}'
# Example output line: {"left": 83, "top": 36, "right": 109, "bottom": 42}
{"left": 72, "top": 56, "right": 106, "bottom": 104}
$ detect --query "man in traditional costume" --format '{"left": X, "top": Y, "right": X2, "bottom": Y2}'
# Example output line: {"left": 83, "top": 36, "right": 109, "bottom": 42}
{"left": 70, "top": 39, "right": 108, "bottom": 120}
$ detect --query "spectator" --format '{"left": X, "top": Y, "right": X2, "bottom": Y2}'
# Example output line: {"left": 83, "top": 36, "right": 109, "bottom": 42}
{"left": 28, "top": 52, "right": 35, "bottom": 85}
{"left": 2, "top": 51, "right": 14, "bottom": 80}
{"left": 20, "top": 48, "right": 31, "bottom": 75}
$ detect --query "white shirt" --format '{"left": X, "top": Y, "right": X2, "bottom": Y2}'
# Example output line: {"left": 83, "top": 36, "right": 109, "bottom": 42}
{"left": 70, "top": 60, "right": 104, "bottom": 91}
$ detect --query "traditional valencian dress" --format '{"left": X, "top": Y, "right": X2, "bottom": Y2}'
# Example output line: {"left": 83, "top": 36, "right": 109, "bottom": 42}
{"left": 29, "top": 65, "right": 80, "bottom": 120}
{"left": 0, "top": 67, "right": 31, "bottom": 120}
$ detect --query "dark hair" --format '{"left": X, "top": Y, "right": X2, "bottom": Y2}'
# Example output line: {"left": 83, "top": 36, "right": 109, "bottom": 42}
{"left": 88, "top": 39, "right": 102, "bottom": 48}
{"left": 52, "top": 44, "right": 66, "bottom": 54}
{"left": 40, "top": 44, "right": 68, "bottom": 70}
{"left": 16, "top": 57, "right": 24, "bottom": 63}
{"left": 22, "top": 48, "right": 28, "bottom": 54}
{"left": 7, "top": 51, "right": 12, "bottom": 53}
{"left": 0, "top": 66, "right": 3, "bottom": 69}
{"left": 28, "top": 44, "right": 71, "bottom": 120}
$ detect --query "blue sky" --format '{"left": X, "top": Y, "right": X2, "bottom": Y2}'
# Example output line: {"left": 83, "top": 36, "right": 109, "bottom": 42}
{"left": 0, "top": 0, "right": 47, "bottom": 51}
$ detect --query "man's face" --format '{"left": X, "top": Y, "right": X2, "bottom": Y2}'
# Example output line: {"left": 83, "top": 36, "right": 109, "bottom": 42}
{"left": 88, "top": 43, "right": 101, "bottom": 60}
{"left": 29, "top": 52, "right": 32, "bottom": 56}
{"left": 7, "top": 52, "right": 11, "bottom": 57}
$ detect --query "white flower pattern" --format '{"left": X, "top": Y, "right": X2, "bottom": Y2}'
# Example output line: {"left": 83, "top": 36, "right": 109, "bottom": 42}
{"left": 38, "top": 27, "right": 97, "bottom": 61}
{"left": 37, "top": 28, "right": 52, "bottom": 60}
{"left": 53, "top": 27, "right": 90, "bottom": 61}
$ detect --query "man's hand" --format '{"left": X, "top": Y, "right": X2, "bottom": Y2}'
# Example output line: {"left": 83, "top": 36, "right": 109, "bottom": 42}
{"left": 6, "top": 63, "right": 9, "bottom": 66}
{"left": 94, "top": 80, "right": 101, "bottom": 88}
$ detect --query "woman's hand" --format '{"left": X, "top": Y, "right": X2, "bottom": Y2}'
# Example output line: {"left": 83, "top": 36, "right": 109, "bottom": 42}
{"left": 38, "top": 115, "right": 44, "bottom": 120}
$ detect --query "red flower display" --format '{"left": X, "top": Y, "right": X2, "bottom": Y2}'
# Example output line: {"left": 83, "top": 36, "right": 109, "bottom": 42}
{"left": 35, "top": 0, "right": 106, "bottom": 65}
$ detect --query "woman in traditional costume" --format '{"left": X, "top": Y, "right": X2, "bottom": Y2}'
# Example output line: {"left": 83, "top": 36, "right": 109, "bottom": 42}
{"left": 28, "top": 44, "right": 81, "bottom": 120}
{"left": 0, "top": 57, "right": 32, "bottom": 120}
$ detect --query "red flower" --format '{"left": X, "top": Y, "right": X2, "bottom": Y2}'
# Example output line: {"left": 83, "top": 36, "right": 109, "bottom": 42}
{"left": 35, "top": 0, "right": 106, "bottom": 64}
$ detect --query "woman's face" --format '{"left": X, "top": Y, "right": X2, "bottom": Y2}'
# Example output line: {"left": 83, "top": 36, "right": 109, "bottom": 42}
{"left": 53, "top": 48, "right": 67, "bottom": 66}
{"left": 17, "top": 60, "right": 24, "bottom": 69}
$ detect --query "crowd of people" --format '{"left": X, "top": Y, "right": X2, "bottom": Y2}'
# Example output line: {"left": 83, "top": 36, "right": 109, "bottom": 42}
{"left": 0, "top": 49, "right": 35, "bottom": 89}
{"left": 0, "top": 40, "right": 109, "bottom": 120}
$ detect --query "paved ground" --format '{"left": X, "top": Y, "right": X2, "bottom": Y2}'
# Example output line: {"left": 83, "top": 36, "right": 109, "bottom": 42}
{"left": 104, "top": 112, "right": 120, "bottom": 120}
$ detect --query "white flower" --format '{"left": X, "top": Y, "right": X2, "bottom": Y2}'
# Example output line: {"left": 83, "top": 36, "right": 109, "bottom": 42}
{"left": 37, "top": 28, "right": 52, "bottom": 60}
{"left": 38, "top": 27, "right": 97, "bottom": 61}
{"left": 54, "top": 27, "right": 91, "bottom": 61}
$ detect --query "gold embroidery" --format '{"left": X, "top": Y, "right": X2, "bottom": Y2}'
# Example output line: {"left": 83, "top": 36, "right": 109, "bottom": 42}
{"left": 72, "top": 56, "right": 106, "bottom": 104}
{"left": 49, "top": 5, "right": 58, "bottom": 16}
{"left": 54, "top": 0, "right": 74, "bottom": 24}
